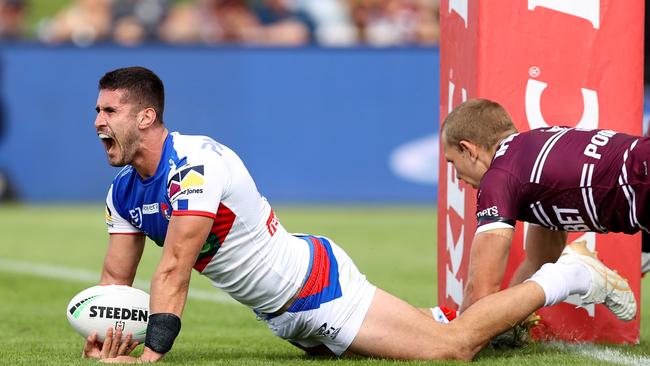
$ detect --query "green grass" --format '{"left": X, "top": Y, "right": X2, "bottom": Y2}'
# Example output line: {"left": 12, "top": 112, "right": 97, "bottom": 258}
{"left": 0, "top": 205, "right": 648, "bottom": 365}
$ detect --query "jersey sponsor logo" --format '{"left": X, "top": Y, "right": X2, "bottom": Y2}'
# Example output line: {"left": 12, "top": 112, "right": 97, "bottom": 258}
{"left": 552, "top": 205, "right": 590, "bottom": 231}
{"left": 583, "top": 129, "right": 616, "bottom": 160}
{"left": 193, "top": 232, "right": 221, "bottom": 272}
{"left": 266, "top": 209, "right": 279, "bottom": 236}
{"left": 200, "top": 137, "right": 224, "bottom": 155}
{"left": 160, "top": 202, "right": 171, "bottom": 220}
{"left": 316, "top": 322, "right": 341, "bottom": 340}
{"left": 129, "top": 207, "right": 143, "bottom": 229}
{"left": 168, "top": 165, "right": 205, "bottom": 199}
{"left": 105, "top": 206, "right": 114, "bottom": 227}
{"left": 477, "top": 205, "right": 499, "bottom": 218}
{"left": 142, "top": 203, "right": 159, "bottom": 215}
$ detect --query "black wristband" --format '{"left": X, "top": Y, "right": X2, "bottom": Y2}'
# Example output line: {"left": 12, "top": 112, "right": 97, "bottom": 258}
{"left": 145, "top": 313, "right": 182, "bottom": 354}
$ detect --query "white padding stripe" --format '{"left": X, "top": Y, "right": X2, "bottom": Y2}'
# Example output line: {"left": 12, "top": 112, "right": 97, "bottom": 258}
{"left": 475, "top": 222, "right": 514, "bottom": 235}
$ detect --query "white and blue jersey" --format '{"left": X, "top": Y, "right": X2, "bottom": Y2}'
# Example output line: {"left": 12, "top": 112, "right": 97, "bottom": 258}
{"left": 104, "top": 132, "right": 345, "bottom": 314}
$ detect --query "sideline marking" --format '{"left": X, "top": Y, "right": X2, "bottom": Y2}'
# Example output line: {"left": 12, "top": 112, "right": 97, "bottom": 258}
{"left": 549, "top": 342, "right": 650, "bottom": 366}
{"left": 0, "top": 257, "right": 235, "bottom": 304}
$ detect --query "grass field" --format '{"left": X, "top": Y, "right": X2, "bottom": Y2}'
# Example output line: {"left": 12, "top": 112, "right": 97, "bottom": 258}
{"left": 0, "top": 205, "right": 649, "bottom": 365}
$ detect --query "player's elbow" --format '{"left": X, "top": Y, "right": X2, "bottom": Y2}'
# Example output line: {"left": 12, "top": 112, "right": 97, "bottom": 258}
{"left": 100, "top": 267, "right": 136, "bottom": 286}
{"left": 443, "top": 327, "right": 483, "bottom": 361}
{"left": 447, "top": 320, "right": 495, "bottom": 361}
{"left": 154, "top": 260, "right": 191, "bottom": 290}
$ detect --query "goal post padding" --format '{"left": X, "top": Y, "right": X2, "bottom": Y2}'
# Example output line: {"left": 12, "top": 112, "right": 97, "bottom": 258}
{"left": 438, "top": 0, "right": 643, "bottom": 343}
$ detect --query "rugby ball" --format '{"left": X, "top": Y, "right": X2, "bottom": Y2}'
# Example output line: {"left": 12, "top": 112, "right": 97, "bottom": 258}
{"left": 66, "top": 285, "right": 149, "bottom": 342}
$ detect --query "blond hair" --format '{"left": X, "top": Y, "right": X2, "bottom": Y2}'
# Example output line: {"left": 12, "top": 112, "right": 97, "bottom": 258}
{"left": 442, "top": 99, "right": 517, "bottom": 150}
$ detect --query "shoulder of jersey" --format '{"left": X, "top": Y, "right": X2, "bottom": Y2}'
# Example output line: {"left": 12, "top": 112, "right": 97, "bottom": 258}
{"left": 170, "top": 132, "right": 228, "bottom": 162}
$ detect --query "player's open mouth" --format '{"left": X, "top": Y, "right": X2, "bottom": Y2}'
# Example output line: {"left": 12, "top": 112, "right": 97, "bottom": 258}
{"left": 98, "top": 133, "right": 115, "bottom": 152}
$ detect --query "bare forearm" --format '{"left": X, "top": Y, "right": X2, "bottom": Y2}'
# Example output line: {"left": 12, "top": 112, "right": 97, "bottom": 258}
{"left": 100, "top": 234, "right": 145, "bottom": 285}
{"left": 150, "top": 266, "right": 190, "bottom": 316}
{"left": 148, "top": 215, "right": 212, "bottom": 316}
{"left": 139, "top": 215, "right": 211, "bottom": 362}
{"left": 459, "top": 229, "right": 514, "bottom": 312}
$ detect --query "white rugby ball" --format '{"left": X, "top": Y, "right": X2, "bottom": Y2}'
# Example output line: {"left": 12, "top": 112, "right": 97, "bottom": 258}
{"left": 66, "top": 285, "right": 149, "bottom": 342}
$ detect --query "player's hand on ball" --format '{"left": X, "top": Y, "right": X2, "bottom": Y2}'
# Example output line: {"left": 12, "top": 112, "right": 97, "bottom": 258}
{"left": 490, "top": 313, "right": 541, "bottom": 349}
{"left": 82, "top": 328, "right": 140, "bottom": 359}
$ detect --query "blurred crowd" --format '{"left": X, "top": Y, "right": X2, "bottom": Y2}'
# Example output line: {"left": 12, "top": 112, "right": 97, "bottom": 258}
{"left": 0, "top": 0, "right": 440, "bottom": 46}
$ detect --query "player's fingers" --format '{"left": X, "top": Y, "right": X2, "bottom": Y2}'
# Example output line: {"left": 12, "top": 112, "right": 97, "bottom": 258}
{"left": 117, "top": 333, "right": 133, "bottom": 355}
{"left": 126, "top": 341, "right": 140, "bottom": 355}
{"left": 101, "top": 328, "right": 113, "bottom": 359}
{"left": 82, "top": 332, "right": 99, "bottom": 358}
{"left": 108, "top": 329, "right": 123, "bottom": 358}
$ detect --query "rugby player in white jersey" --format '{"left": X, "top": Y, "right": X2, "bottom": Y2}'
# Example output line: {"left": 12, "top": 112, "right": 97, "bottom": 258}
{"left": 441, "top": 98, "right": 647, "bottom": 314}
{"left": 85, "top": 67, "right": 635, "bottom": 363}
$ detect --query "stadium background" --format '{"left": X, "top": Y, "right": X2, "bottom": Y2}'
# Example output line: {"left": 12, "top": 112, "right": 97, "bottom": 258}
{"left": 0, "top": 46, "right": 439, "bottom": 203}
{"left": 0, "top": 1, "right": 649, "bottom": 365}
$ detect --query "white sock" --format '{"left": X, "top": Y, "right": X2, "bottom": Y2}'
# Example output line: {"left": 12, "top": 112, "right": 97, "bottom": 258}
{"left": 527, "top": 262, "right": 591, "bottom": 306}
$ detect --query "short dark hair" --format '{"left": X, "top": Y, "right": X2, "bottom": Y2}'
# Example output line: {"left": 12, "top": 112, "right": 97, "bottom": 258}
{"left": 442, "top": 98, "right": 517, "bottom": 150}
{"left": 99, "top": 66, "right": 165, "bottom": 124}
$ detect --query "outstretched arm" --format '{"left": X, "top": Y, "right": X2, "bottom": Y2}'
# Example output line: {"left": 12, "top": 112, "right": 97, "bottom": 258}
{"left": 133, "top": 214, "right": 213, "bottom": 363}
{"left": 459, "top": 228, "right": 513, "bottom": 313}
{"left": 150, "top": 214, "right": 213, "bottom": 315}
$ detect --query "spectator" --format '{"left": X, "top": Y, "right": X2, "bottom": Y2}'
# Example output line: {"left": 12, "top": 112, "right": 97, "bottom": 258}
{"left": 155, "top": 1, "right": 199, "bottom": 43}
{"left": 160, "top": 0, "right": 315, "bottom": 46}
{"left": 159, "top": 0, "right": 258, "bottom": 44}
{"left": 249, "top": 0, "right": 313, "bottom": 45}
{"left": 112, "top": 0, "right": 169, "bottom": 46}
{"left": 37, "top": 0, "right": 112, "bottom": 46}
{"left": 349, "top": 0, "right": 439, "bottom": 46}
{"left": 24, "top": 0, "right": 440, "bottom": 46}
{"left": 0, "top": 0, "right": 27, "bottom": 40}
{"left": 295, "top": 0, "right": 358, "bottom": 46}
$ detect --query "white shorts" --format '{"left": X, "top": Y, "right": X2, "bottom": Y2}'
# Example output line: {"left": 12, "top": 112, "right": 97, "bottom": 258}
{"left": 262, "top": 235, "right": 376, "bottom": 356}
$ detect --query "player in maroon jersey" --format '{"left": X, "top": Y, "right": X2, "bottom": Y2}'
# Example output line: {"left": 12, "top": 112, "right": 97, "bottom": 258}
{"left": 442, "top": 98, "right": 648, "bottom": 312}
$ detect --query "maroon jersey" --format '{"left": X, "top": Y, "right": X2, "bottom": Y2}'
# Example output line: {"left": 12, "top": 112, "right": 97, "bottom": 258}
{"left": 476, "top": 126, "right": 650, "bottom": 235}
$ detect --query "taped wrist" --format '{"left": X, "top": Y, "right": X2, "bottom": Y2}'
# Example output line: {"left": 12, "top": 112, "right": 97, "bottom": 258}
{"left": 145, "top": 313, "right": 182, "bottom": 354}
